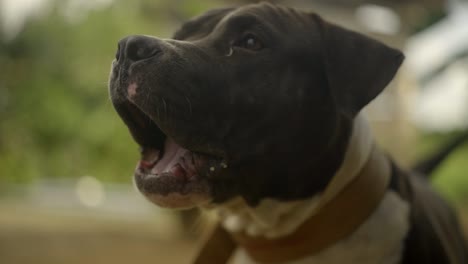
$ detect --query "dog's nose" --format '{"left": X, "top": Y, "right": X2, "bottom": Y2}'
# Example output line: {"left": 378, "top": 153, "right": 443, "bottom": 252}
{"left": 116, "top": 35, "right": 162, "bottom": 62}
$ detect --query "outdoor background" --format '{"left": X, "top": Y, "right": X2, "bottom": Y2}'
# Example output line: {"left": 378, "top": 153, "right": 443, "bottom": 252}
{"left": 1, "top": 0, "right": 467, "bottom": 263}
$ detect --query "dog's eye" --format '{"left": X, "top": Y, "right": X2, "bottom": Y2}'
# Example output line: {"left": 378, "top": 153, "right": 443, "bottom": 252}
{"left": 234, "top": 34, "right": 263, "bottom": 51}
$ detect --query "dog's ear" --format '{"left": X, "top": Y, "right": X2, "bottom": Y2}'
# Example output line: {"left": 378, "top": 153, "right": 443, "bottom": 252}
{"left": 313, "top": 15, "right": 404, "bottom": 116}
{"left": 173, "top": 7, "right": 236, "bottom": 40}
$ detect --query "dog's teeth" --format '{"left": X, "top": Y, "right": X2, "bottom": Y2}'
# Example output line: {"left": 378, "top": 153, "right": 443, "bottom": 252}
{"left": 170, "top": 164, "right": 187, "bottom": 180}
{"left": 141, "top": 148, "right": 160, "bottom": 163}
{"left": 210, "top": 166, "right": 215, "bottom": 171}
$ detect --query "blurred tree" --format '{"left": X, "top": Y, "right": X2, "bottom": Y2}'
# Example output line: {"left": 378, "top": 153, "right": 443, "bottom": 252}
{"left": 0, "top": 0, "right": 177, "bottom": 183}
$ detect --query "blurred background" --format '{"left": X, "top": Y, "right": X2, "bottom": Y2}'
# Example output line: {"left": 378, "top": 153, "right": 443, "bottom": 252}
{"left": 0, "top": 0, "right": 467, "bottom": 263}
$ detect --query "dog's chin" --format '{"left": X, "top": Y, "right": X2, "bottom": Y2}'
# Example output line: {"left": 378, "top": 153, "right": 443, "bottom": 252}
{"left": 142, "top": 192, "right": 212, "bottom": 209}
{"left": 135, "top": 175, "right": 212, "bottom": 209}
{"left": 133, "top": 165, "right": 213, "bottom": 209}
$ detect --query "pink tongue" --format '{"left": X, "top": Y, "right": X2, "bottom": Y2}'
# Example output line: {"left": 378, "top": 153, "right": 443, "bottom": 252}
{"left": 151, "top": 137, "right": 190, "bottom": 175}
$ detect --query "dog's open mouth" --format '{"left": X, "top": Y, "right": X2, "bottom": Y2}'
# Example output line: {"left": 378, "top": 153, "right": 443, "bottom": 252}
{"left": 113, "top": 100, "right": 216, "bottom": 208}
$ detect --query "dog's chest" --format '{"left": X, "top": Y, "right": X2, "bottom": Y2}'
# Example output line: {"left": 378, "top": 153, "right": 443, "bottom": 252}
{"left": 227, "top": 191, "right": 410, "bottom": 264}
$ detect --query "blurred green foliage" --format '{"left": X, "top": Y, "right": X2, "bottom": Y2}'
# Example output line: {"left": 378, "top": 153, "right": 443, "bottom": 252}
{"left": 416, "top": 132, "right": 468, "bottom": 205}
{"left": 0, "top": 0, "right": 220, "bottom": 184}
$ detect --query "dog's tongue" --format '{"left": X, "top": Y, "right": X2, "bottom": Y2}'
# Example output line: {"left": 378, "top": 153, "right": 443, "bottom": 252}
{"left": 139, "top": 137, "right": 198, "bottom": 179}
{"left": 152, "top": 137, "right": 188, "bottom": 172}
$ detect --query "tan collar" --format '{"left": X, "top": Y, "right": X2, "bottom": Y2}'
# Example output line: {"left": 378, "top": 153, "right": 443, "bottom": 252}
{"left": 193, "top": 145, "right": 390, "bottom": 264}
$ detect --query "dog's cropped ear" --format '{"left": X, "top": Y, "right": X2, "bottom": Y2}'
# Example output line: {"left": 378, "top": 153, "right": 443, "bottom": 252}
{"left": 173, "top": 7, "right": 236, "bottom": 40}
{"left": 313, "top": 15, "right": 404, "bottom": 117}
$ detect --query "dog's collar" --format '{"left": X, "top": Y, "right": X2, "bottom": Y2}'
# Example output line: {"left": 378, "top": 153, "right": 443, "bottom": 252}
{"left": 194, "top": 144, "right": 391, "bottom": 264}
{"left": 231, "top": 145, "right": 390, "bottom": 263}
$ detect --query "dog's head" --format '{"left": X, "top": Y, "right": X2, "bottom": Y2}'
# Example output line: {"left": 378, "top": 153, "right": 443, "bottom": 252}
{"left": 108, "top": 3, "right": 403, "bottom": 208}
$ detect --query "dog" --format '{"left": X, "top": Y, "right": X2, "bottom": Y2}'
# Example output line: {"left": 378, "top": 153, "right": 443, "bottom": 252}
{"left": 108, "top": 2, "right": 468, "bottom": 263}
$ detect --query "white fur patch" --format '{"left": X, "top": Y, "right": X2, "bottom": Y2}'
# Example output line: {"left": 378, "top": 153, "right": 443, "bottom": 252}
{"left": 229, "top": 191, "right": 410, "bottom": 264}
{"left": 218, "top": 195, "right": 321, "bottom": 238}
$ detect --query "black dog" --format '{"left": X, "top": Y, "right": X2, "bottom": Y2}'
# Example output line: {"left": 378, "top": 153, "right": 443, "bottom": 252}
{"left": 109, "top": 3, "right": 467, "bottom": 263}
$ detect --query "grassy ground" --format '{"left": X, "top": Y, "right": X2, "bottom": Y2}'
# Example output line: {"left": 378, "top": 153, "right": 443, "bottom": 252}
{"left": 0, "top": 229, "right": 196, "bottom": 264}
{"left": 0, "top": 203, "right": 199, "bottom": 264}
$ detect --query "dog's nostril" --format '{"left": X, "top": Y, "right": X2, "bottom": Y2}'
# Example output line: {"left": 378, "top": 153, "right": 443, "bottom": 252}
{"left": 128, "top": 46, "right": 159, "bottom": 61}
{"left": 117, "top": 35, "right": 162, "bottom": 63}
{"left": 126, "top": 36, "right": 161, "bottom": 62}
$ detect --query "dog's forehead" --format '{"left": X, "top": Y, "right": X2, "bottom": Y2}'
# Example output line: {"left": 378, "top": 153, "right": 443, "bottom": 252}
{"left": 220, "top": 3, "right": 312, "bottom": 32}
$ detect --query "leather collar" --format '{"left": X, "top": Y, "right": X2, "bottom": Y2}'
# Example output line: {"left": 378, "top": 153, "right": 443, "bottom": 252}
{"left": 194, "top": 145, "right": 391, "bottom": 263}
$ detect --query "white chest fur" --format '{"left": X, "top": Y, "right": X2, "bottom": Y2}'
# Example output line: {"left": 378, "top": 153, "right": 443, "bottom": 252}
{"left": 228, "top": 190, "right": 410, "bottom": 264}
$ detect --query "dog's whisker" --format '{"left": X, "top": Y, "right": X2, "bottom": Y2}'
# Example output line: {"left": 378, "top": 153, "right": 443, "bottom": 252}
{"left": 185, "top": 96, "right": 193, "bottom": 117}
{"left": 226, "top": 47, "right": 234, "bottom": 57}
{"left": 144, "top": 89, "right": 152, "bottom": 112}
{"left": 156, "top": 98, "right": 161, "bottom": 121}
{"left": 162, "top": 97, "right": 168, "bottom": 122}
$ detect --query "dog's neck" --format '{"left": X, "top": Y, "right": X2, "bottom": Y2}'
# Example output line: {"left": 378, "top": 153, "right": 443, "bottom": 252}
{"left": 213, "top": 113, "right": 374, "bottom": 238}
